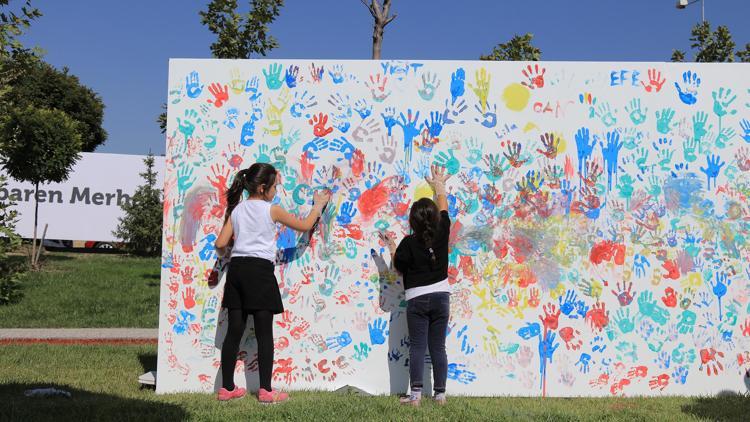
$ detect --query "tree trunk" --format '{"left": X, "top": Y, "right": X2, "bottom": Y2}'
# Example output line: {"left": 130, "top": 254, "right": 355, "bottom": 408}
{"left": 32, "top": 181, "right": 39, "bottom": 269}
{"left": 362, "top": 0, "right": 396, "bottom": 60}
{"left": 372, "top": 24, "right": 384, "bottom": 59}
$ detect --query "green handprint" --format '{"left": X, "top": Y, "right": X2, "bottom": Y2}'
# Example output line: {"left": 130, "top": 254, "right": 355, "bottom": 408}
{"left": 595, "top": 102, "right": 617, "bottom": 127}
{"left": 714, "top": 127, "right": 736, "bottom": 149}
{"left": 692, "top": 111, "right": 710, "bottom": 142}
{"left": 614, "top": 308, "right": 635, "bottom": 334}
{"left": 625, "top": 98, "right": 647, "bottom": 125}
{"left": 657, "top": 148, "right": 674, "bottom": 171}
{"left": 433, "top": 150, "right": 460, "bottom": 175}
{"left": 712, "top": 87, "right": 737, "bottom": 118}
{"left": 254, "top": 144, "right": 271, "bottom": 163}
{"left": 683, "top": 137, "right": 699, "bottom": 162}
{"left": 262, "top": 63, "right": 284, "bottom": 90}
{"left": 465, "top": 137, "right": 483, "bottom": 165}
{"left": 635, "top": 147, "right": 649, "bottom": 171}
{"left": 483, "top": 153, "right": 509, "bottom": 182}
{"left": 617, "top": 174, "right": 634, "bottom": 203}
{"left": 656, "top": 108, "right": 675, "bottom": 134}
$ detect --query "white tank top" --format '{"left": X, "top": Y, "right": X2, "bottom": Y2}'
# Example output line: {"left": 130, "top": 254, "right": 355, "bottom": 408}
{"left": 230, "top": 200, "right": 276, "bottom": 262}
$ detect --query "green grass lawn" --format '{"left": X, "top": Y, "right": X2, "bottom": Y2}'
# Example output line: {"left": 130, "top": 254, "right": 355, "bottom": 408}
{"left": 0, "top": 252, "right": 160, "bottom": 328}
{"left": 0, "top": 344, "right": 747, "bottom": 421}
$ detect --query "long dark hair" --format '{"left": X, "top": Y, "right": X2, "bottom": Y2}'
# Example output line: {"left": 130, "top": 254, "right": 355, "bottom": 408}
{"left": 225, "top": 163, "right": 277, "bottom": 218}
{"left": 409, "top": 198, "right": 440, "bottom": 266}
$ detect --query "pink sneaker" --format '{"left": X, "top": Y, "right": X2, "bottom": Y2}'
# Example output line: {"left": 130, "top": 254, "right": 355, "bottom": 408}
{"left": 217, "top": 386, "right": 246, "bottom": 401}
{"left": 258, "top": 388, "right": 289, "bottom": 404}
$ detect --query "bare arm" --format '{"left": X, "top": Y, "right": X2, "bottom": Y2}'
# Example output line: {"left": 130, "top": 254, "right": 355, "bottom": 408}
{"left": 271, "top": 189, "right": 331, "bottom": 232}
{"left": 215, "top": 218, "right": 234, "bottom": 256}
{"left": 271, "top": 205, "right": 324, "bottom": 232}
{"left": 426, "top": 164, "right": 450, "bottom": 212}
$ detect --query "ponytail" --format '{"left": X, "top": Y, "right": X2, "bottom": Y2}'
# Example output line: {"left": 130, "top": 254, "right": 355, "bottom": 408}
{"left": 408, "top": 198, "right": 440, "bottom": 268}
{"left": 224, "top": 162, "right": 278, "bottom": 220}
{"left": 225, "top": 169, "right": 250, "bottom": 219}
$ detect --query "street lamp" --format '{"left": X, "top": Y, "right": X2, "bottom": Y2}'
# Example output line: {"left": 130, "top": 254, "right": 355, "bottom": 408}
{"left": 676, "top": 0, "right": 705, "bottom": 23}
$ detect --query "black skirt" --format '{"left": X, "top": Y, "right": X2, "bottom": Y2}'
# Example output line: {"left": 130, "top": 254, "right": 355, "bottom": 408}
{"left": 222, "top": 256, "right": 284, "bottom": 314}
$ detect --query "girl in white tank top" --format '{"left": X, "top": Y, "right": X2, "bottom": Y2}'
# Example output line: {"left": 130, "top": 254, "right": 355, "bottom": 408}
{"left": 214, "top": 163, "right": 330, "bottom": 403}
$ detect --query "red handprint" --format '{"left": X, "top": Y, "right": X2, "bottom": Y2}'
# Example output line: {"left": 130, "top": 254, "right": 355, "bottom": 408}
{"left": 507, "top": 288, "right": 519, "bottom": 308}
{"left": 589, "top": 372, "right": 609, "bottom": 388}
{"left": 309, "top": 112, "right": 334, "bottom": 137}
{"left": 521, "top": 64, "right": 546, "bottom": 89}
{"left": 207, "top": 83, "right": 229, "bottom": 107}
{"left": 586, "top": 301, "right": 610, "bottom": 331}
{"left": 181, "top": 286, "right": 196, "bottom": 309}
{"left": 627, "top": 365, "right": 648, "bottom": 379}
{"left": 559, "top": 326, "right": 583, "bottom": 350}
{"left": 641, "top": 68, "right": 666, "bottom": 93}
{"left": 662, "top": 259, "right": 680, "bottom": 280}
{"left": 275, "top": 336, "right": 290, "bottom": 351}
{"left": 610, "top": 378, "right": 630, "bottom": 396}
{"left": 700, "top": 348, "right": 724, "bottom": 376}
{"left": 661, "top": 287, "right": 677, "bottom": 308}
{"left": 276, "top": 310, "right": 296, "bottom": 330}
{"left": 366, "top": 73, "right": 390, "bottom": 102}
{"left": 290, "top": 320, "right": 310, "bottom": 340}
{"left": 181, "top": 266, "right": 194, "bottom": 285}
{"left": 742, "top": 317, "right": 750, "bottom": 337}
{"left": 527, "top": 287, "right": 540, "bottom": 308}
{"left": 273, "top": 357, "right": 298, "bottom": 384}
{"left": 648, "top": 373, "right": 670, "bottom": 391}
{"left": 539, "top": 303, "right": 561, "bottom": 331}
{"left": 611, "top": 281, "right": 635, "bottom": 306}
{"left": 168, "top": 278, "right": 180, "bottom": 294}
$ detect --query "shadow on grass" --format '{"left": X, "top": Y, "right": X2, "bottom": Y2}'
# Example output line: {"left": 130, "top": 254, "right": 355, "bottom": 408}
{"left": 0, "top": 383, "right": 186, "bottom": 422}
{"left": 680, "top": 391, "right": 750, "bottom": 422}
{"left": 138, "top": 352, "right": 158, "bottom": 374}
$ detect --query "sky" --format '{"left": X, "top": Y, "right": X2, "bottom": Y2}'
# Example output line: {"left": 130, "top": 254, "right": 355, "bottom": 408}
{"left": 17, "top": 0, "right": 750, "bottom": 156}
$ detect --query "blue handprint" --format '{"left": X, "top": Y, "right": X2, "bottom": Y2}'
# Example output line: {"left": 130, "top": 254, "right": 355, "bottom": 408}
{"left": 173, "top": 310, "right": 196, "bottom": 335}
{"left": 328, "top": 64, "right": 345, "bottom": 84}
{"left": 199, "top": 233, "right": 217, "bottom": 261}
{"left": 517, "top": 322, "right": 541, "bottom": 340}
{"left": 337, "top": 202, "right": 358, "bottom": 226}
{"left": 740, "top": 119, "right": 750, "bottom": 143}
{"left": 302, "top": 138, "right": 329, "bottom": 160}
{"left": 330, "top": 137, "right": 356, "bottom": 160}
{"left": 672, "top": 366, "right": 689, "bottom": 384}
{"left": 447, "top": 363, "right": 477, "bottom": 384}
{"left": 699, "top": 154, "right": 725, "bottom": 190}
{"left": 574, "top": 300, "right": 590, "bottom": 320}
{"left": 674, "top": 70, "right": 700, "bottom": 105}
{"left": 424, "top": 111, "right": 444, "bottom": 138}
{"left": 576, "top": 353, "right": 592, "bottom": 373}
{"left": 709, "top": 272, "right": 731, "bottom": 321}
{"left": 397, "top": 109, "right": 422, "bottom": 161}
{"left": 601, "top": 130, "right": 624, "bottom": 191}
{"left": 538, "top": 332, "right": 559, "bottom": 361}
{"left": 240, "top": 118, "right": 257, "bottom": 146}
{"left": 380, "top": 107, "right": 397, "bottom": 136}
{"left": 284, "top": 65, "right": 299, "bottom": 88}
{"left": 185, "top": 71, "right": 204, "bottom": 98}
{"left": 354, "top": 99, "right": 372, "bottom": 119}
{"left": 575, "top": 127, "right": 596, "bottom": 177}
{"left": 633, "top": 254, "right": 650, "bottom": 278}
{"left": 368, "top": 318, "right": 388, "bottom": 345}
{"left": 326, "top": 331, "right": 353, "bottom": 352}
{"left": 245, "top": 76, "right": 262, "bottom": 102}
{"left": 559, "top": 290, "right": 578, "bottom": 316}
{"left": 450, "top": 68, "right": 466, "bottom": 104}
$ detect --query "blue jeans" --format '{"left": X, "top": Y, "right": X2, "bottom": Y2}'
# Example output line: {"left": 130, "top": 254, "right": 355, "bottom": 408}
{"left": 406, "top": 292, "right": 450, "bottom": 393}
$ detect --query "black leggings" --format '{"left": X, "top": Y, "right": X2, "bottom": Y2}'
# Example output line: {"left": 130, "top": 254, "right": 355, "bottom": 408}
{"left": 221, "top": 309, "right": 275, "bottom": 391}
